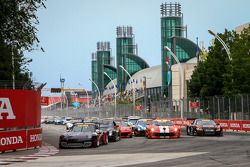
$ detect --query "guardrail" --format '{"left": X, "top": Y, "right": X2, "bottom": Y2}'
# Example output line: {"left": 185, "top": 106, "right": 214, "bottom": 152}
{"left": 168, "top": 118, "right": 250, "bottom": 132}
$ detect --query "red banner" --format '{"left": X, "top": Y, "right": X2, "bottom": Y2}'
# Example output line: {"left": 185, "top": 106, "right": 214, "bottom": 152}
{"left": 135, "top": 105, "right": 144, "bottom": 111}
{"left": 228, "top": 120, "right": 242, "bottom": 131}
{"left": 41, "top": 96, "right": 49, "bottom": 106}
{"left": 215, "top": 120, "right": 230, "bottom": 130}
{"left": 189, "top": 101, "right": 200, "bottom": 108}
{"left": 27, "top": 128, "right": 42, "bottom": 148}
{"left": 0, "top": 130, "right": 26, "bottom": 152}
{"left": 0, "top": 90, "right": 41, "bottom": 128}
{"left": 241, "top": 121, "right": 250, "bottom": 132}
{"left": 70, "top": 97, "right": 89, "bottom": 104}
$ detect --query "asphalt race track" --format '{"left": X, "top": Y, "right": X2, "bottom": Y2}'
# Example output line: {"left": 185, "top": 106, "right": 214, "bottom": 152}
{"left": 8, "top": 124, "right": 250, "bottom": 167}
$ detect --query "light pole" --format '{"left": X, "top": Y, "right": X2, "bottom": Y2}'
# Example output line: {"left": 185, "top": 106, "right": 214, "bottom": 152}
{"left": 89, "top": 78, "right": 100, "bottom": 109}
{"left": 164, "top": 46, "right": 184, "bottom": 118}
{"left": 208, "top": 30, "right": 232, "bottom": 61}
{"left": 60, "top": 77, "right": 65, "bottom": 111}
{"left": 208, "top": 30, "right": 234, "bottom": 119}
{"left": 78, "top": 83, "right": 89, "bottom": 108}
{"left": 119, "top": 65, "right": 135, "bottom": 115}
{"left": 104, "top": 72, "right": 117, "bottom": 118}
{"left": 12, "top": 50, "right": 15, "bottom": 89}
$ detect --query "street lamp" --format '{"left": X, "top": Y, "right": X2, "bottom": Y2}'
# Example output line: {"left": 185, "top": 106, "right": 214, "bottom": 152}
{"left": 89, "top": 78, "right": 101, "bottom": 109}
{"left": 119, "top": 65, "right": 135, "bottom": 115}
{"left": 208, "top": 30, "right": 232, "bottom": 61}
{"left": 60, "top": 77, "right": 65, "bottom": 111}
{"left": 78, "top": 83, "right": 89, "bottom": 108}
{"left": 103, "top": 72, "right": 117, "bottom": 118}
{"left": 164, "top": 46, "right": 184, "bottom": 118}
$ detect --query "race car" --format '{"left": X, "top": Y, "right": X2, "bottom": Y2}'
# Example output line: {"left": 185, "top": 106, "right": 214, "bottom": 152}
{"left": 186, "top": 119, "right": 223, "bottom": 136}
{"left": 146, "top": 119, "right": 181, "bottom": 139}
{"left": 119, "top": 121, "right": 133, "bottom": 138}
{"left": 99, "top": 119, "right": 121, "bottom": 142}
{"left": 59, "top": 123, "right": 108, "bottom": 148}
{"left": 134, "top": 119, "right": 152, "bottom": 137}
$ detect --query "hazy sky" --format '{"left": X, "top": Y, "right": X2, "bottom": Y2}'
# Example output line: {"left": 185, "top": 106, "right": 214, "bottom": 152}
{"left": 27, "top": 0, "right": 250, "bottom": 91}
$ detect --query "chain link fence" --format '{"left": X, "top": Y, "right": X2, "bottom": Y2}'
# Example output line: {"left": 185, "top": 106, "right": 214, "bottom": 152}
{"left": 42, "top": 94, "right": 250, "bottom": 120}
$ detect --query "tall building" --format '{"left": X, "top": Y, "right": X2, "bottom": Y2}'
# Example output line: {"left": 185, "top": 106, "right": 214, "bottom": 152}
{"left": 91, "top": 53, "right": 97, "bottom": 98}
{"left": 116, "top": 26, "right": 149, "bottom": 91}
{"left": 160, "top": 2, "right": 198, "bottom": 100}
{"left": 96, "top": 42, "right": 114, "bottom": 95}
{"left": 235, "top": 22, "right": 250, "bottom": 34}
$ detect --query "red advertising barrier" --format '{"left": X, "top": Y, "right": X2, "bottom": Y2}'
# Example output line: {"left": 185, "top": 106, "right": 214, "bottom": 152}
{"left": 0, "top": 90, "right": 41, "bottom": 128}
{"left": 170, "top": 118, "right": 250, "bottom": 132}
{"left": 0, "top": 130, "right": 27, "bottom": 152}
{"left": 228, "top": 120, "right": 242, "bottom": 131}
{"left": 215, "top": 120, "right": 230, "bottom": 130}
{"left": 0, "top": 89, "right": 42, "bottom": 153}
{"left": 27, "top": 128, "right": 42, "bottom": 148}
{"left": 241, "top": 121, "right": 250, "bottom": 132}
{"left": 70, "top": 97, "right": 89, "bottom": 104}
{"left": 41, "top": 96, "right": 49, "bottom": 105}
{"left": 41, "top": 96, "right": 62, "bottom": 106}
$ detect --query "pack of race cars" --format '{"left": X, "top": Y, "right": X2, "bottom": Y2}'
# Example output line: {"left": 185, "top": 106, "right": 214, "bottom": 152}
{"left": 56, "top": 117, "right": 223, "bottom": 149}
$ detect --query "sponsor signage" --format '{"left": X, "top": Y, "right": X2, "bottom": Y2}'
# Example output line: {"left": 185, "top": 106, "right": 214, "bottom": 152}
{"left": 27, "top": 128, "right": 42, "bottom": 148}
{"left": 189, "top": 101, "right": 200, "bottom": 108}
{"left": 41, "top": 96, "right": 49, "bottom": 106}
{"left": 0, "top": 130, "right": 26, "bottom": 152}
{"left": 0, "top": 90, "right": 41, "bottom": 128}
{"left": 241, "top": 121, "right": 250, "bottom": 131}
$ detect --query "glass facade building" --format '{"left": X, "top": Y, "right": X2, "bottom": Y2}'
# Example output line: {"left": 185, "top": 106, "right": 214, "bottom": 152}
{"left": 116, "top": 26, "right": 149, "bottom": 91}
{"left": 91, "top": 53, "right": 97, "bottom": 98}
{"left": 96, "top": 42, "right": 115, "bottom": 95}
{"left": 160, "top": 2, "right": 197, "bottom": 98}
{"left": 104, "top": 64, "right": 116, "bottom": 89}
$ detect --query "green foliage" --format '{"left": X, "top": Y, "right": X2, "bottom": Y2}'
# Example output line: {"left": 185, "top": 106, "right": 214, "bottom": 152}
{"left": 0, "top": 0, "right": 46, "bottom": 84}
{"left": 188, "top": 27, "right": 250, "bottom": 97}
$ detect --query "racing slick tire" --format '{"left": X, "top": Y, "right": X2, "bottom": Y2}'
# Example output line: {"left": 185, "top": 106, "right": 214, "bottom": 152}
{"left": 105, "top": 135, "right": 109, "bottom": 145}
{"left": 186, "top": 127, "right": 190, "bottom": 135}
{"left": 92, "top": 140, "right": 100, "bottom": 148}
{"left": 115, "top": 133, "right": 120, "bottom": 142}
{"left": 192, "top": 129, "right": 197, "bottom": 136}
{"left": 218, "top": 131, "right": 223, "bottom": 136}
{"left": 59, "top": 143, "right": 65, "bottom": 149}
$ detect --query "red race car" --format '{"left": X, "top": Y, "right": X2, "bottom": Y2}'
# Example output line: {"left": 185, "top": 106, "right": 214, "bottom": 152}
{"left": 119, "top": 121, "right": 133, "bottom": 138}
{"left": 146, "top": 119, "right": 181, "bottom": 139}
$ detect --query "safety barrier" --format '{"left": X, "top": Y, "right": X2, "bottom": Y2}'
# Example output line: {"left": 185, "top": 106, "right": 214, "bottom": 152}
{"left": 168, "top": 118, "right": 250, "bottom": 132}
{"left": 0, "top": 128, "right": 42, "bottom": 152}
{"left": 0, "top": 89, "right": 42, "bottom": 153}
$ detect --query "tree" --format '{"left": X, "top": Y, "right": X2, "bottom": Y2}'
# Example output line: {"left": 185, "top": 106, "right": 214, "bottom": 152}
{"left": 189, "top": 27, "right": 250, "bottom": 97}
{"left": 226, "top": 26, "right": 250, "bottom": 95}
{"left": 0, "top": 0, "right": 46, "bottom": 87}
{"left": 188, "top": 29, "right": 236, "bottom": 97}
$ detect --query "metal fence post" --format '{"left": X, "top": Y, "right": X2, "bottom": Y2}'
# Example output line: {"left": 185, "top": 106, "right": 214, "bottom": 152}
{"left": 241, "top": 95, "right": 244, "bottom": 120}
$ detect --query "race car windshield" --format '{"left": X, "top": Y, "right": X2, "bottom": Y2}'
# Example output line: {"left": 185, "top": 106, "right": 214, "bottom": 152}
{"left": 72, "top": 125, "right": 96, "bottom": 132}
{"left": 121, "top": 121, "right": 129, "bottom": 127}
{"left": 128, "top": 119, "right": 138, "bottom": 125}
{"left": 197, "top": 120, "right": 216, "bottom": 126}
{"left": 154, "top": 121, "right": 173, "bottom": 126}
{"left": 137, "top": 121, "right": 147, "bottom": 127}
{"left": 71, "top": 126, "right": 82, "bottom": 132}
{"left": 81, "top": 125, "right": 96, "bottom": 132}
{"left": 100, "top": 124, "right": 112, "bottom": 130}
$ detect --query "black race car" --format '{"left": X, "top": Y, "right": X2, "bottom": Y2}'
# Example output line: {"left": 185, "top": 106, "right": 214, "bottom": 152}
{"left": 99, "top": 119, "right": 120, "bottom": 142}
{"left": 59, "top": 123, "right": 108, "bottom": 148}
{"left": 186, "top": 119, "right": 223, "bottom": 136}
